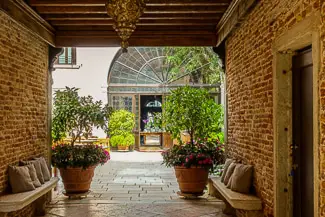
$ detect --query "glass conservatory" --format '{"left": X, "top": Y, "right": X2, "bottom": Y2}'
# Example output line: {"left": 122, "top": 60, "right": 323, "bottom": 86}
{"left": 107, "top": 47, "right": 222, "bottom": 150}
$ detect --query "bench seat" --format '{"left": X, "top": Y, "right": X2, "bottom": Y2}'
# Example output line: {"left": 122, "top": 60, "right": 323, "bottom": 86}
{"left": 209, "top": 177, "right": 262, "bottom": 217}
{"left": 0, "top": 177, "right": 59, "bottom": 215}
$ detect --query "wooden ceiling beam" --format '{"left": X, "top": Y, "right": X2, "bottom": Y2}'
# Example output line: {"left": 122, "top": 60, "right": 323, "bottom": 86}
{"left": 42, "top": 14, "right": 221, "bottom": 21}
{"left": 28, "top": 0, "right": 230, "bottom": 7}
{"left": 35, "top": 6, "right": 228, "bottom": 14}
{"left": 0, "top": 0, "right": 55, "bottom": 46}
{"left": 55, "top": 25, "right": 216, "bottom": 31}
{"left": 55, "top": 32, "right": 217, "bottom": 47}
{"left": 50, "top": 19, "right": 218, "bottom": 26}
{"left": 56, "top": 30, "right": 216, "bottom": 36}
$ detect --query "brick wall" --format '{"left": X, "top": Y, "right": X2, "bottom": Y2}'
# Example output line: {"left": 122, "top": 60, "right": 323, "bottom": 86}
{"left": 0, "top": 11, "right": 49, "bottom": 216}
{"left": 225, "top": 0, "right": 321, "bottom": 216}
{"left": 320, "top": 1, "right": 325, "bottom": 215}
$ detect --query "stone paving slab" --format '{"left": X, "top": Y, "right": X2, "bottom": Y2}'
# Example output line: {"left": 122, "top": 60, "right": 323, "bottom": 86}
{"left": 48, "top": 152, "right": 229, "bottom": 217}
{"left": 46, "top": 202, "right": 230, "bottom": 217}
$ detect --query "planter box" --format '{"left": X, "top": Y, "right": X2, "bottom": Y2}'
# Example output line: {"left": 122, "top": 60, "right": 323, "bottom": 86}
{"left": 117, "top": 145, "right": 129, "bottom": 152}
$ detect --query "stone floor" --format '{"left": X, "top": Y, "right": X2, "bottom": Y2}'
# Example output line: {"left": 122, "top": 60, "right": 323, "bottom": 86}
{"left": 46, "top": 151, "right": 229, "bottom": 217}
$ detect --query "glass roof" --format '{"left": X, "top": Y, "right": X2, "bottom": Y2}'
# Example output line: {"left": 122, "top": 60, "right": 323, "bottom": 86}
{"left": 107, "top": 47, "right": 221, "bottom": 94}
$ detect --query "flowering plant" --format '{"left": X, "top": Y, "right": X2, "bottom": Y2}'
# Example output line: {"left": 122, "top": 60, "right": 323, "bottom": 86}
{"left": 52, "top": 144, "right": 110, "bottom": 169}
{"left": 161, "top": 138, "right": 224, "bottom": 173}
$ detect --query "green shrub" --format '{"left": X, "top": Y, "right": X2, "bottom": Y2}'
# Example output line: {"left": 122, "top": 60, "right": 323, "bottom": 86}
{"left": 110, "top": 134, "right": 135, "bottom": 147}
{"left": 124, "top": 133, "right": 135, "bottom": 146}
{"left": 108, "top": 109, "right": 135, "bottom": 137}
{"left": 109, "top": 135, "right": 124, "bottom": 147}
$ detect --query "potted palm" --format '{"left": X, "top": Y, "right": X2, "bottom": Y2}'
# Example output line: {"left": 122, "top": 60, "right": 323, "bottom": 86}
{"left": 162, "top": 86, "right": 224, "bottom": 195}
{"left": 108, "top": 109, "right": 135, "bottom": 151}
{"left": 51, "top": 87, "right": 111, "bottom": 194}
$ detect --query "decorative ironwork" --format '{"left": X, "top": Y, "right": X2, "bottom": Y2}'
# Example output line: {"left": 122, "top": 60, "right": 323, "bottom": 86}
{"left": 106, "top": 0, "right": 146, "bottom": 51}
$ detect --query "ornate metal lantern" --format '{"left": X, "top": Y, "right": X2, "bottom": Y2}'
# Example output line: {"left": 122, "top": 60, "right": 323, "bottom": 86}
{"left": 106, "top": 0, "right": 146, "bottom": 51}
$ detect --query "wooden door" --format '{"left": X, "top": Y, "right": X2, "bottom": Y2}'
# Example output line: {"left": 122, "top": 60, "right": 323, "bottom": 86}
{"left": 292, "top": 47, "right": 314, "bottom": 217}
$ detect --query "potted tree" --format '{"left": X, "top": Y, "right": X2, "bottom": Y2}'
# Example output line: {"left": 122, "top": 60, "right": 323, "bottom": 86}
{"left": 108, "top": 109, "right": 135, "bottom": 151}
{"left": 162, "top": 86, "right": 224, "bottom": 195}
{"left": 51, "top": 87, "right": 111, "bottom": 194}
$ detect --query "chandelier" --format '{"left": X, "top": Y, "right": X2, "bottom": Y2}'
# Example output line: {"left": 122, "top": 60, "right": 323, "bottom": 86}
{"left": 106, "top": 0, "right": 146, "bottom": 51}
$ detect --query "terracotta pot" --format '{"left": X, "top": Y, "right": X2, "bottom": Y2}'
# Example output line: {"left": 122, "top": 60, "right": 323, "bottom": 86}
{"left": 174, "top": 166, "right": 209, "bottom": 194}
{"left": 117, "top": 145, "right": 129, "bottom": 151}
{"left": 59, "top": 166, "right": 96, "bottom": 194}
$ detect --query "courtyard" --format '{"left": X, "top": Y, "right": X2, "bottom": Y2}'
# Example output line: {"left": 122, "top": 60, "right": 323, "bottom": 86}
{"left": 46, "top": 152, "right": 227, "bottom": 217}
{"left": 1, "top": 0, "right": 324, "bottom": 216}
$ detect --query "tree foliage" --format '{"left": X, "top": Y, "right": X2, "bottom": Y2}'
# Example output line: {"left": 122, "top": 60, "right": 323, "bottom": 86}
{"left": 165, "top": 47, "right": 223, "bottom": 84}
{"left": 52, "top": 87, "right": 112, "bottom": 145}
{"left": 163, "top": 86, "right": 223, "bottom": 144}
{"left": 108, "top": 109, "right": 135, "bottom": 137}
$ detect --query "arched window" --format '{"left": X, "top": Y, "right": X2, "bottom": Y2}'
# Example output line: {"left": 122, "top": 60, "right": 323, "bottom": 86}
{"left": 145, "top": 100, "right": 162, "bottom": 108}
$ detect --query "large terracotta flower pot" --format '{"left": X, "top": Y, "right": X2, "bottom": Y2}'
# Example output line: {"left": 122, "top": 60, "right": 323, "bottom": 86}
{"left": 59, "top": 166, "right": 96, "bottom": 194}
{"left": 174, "top": 166, "right": 209, "bottom": 194}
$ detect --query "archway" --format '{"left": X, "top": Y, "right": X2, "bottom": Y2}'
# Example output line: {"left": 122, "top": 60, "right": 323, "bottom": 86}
{"left": 107, "top": 47, "right": 222, "bottom": 150}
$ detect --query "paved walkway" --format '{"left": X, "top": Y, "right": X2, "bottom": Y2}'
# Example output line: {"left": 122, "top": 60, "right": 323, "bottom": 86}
{"left": 46, "top": 152, "right": 229, "bottom": 217}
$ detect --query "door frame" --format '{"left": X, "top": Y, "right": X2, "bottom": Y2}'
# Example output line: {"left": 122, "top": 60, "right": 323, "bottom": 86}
{"left": 272, "top": 12, "right": 321, "bottom": 217}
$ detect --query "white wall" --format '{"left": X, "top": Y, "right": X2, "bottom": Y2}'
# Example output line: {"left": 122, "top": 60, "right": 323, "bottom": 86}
{"left": 52, "top": 47, "right": 119, "bottom": 137}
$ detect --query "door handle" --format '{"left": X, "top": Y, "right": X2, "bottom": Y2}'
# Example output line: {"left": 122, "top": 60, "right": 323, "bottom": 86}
{"left": 290, "top": 145, "right": 299, "bottom": 150}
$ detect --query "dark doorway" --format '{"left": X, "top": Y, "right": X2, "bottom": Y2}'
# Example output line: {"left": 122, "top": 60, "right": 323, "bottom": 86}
{"left": 292, "top": 46, "right": 314, "bottom": 217}
{"left": 140, "top": 95, "right": 163, "bottom": 147}
{"left": 140, "top": 95, "right": 162, "bottom": 131}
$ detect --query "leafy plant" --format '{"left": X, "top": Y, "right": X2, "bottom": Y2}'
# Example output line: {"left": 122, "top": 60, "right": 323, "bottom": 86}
{"left": 163, "top": 86, "right": 223, "bottom": 144}
{"left": 51, "top": 144, "right": 110, "bottom": 169}
{"left": 109, "top": 133, "right": 135, "bottom": 147}
{"left": 101, "top": 104, "right": 114, "bottom": 136}
{"left": 124, "top": 133, "right": 135, "bottom": 146}
{"left": 162, "top": 138, "right": 224, "bottom": 173}
{"left": 52, "top": 87, "right": 109, "bottom": 145}
{"left": 152, "top": 112, "right": 163, "bottom": 130}
{"left": 109, "top": 135, "right": 124, "bottom": 147}
{"left": 165, "top": 47, "right": 223, "bottom": 84}
{"left": 108, "top": 109, "right": 135, "bottom": 136}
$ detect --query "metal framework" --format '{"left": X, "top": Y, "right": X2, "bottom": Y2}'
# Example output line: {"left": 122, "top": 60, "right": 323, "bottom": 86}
{"left": 107, "top": 47, "right": 221, "bottom": 93}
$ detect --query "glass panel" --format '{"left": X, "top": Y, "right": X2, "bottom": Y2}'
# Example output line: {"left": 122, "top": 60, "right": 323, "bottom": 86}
{"left": 58, "top": 49, "right": 66, "bottom": 64}
{"left": 67, "top": 47, "right": 72, "bottom": 64}
{"left": 135, "top": 95, "right": 139, "bottom": 130}
{"left": 145, "top": 100, "right": 162, "bottom": 107}
{"left": 112, "top": 96, "right": 133, "bottom": 112}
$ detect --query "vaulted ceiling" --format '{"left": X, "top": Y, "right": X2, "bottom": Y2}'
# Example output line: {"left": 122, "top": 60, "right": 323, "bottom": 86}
{"left": 23, "top": 0, "right": 232, "bottom": 47}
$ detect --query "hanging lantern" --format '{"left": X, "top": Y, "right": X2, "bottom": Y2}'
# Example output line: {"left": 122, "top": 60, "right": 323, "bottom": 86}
{"left": 106, "top": 0, "right": 146, "bottom": 52}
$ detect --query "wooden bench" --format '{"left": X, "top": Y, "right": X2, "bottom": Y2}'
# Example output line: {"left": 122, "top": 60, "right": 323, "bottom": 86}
{"left": 0, "top": 177, "right": 59, "bottom": 217}
{"left": 208, "top": 177, "right": 263, "bottom": 217}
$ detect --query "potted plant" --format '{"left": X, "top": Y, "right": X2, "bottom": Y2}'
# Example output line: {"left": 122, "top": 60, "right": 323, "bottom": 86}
{"left": 110, "top": 133, "right": 135, "bottom": 151}
{"left": 51, "top": 87, "right": 111, "bottom": 194}
{"left": 108, "top": 109, "right": 135, "bottom": 151}
{"left": 162, "top": 86, "right": 224, "bottom": 194}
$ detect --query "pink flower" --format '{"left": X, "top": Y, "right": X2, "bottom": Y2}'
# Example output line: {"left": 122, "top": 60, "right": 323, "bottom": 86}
{"left": 198, "top": 161, "right": 202, "bottom": 165}
{"left": 189, "top": 155, "right": 194, "bottom": 160}
{"left": 186, "top": 158, "right": 189, "bottom": 163}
